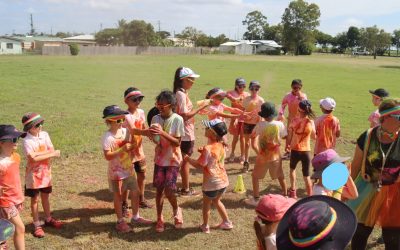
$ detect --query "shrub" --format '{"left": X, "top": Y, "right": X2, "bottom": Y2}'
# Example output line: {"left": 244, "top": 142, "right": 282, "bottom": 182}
{"left": 69, "top": 44, "right": 80, "bottom": 56}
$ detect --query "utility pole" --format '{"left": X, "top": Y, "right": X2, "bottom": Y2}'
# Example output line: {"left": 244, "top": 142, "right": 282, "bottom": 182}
{"left": 157, "top": 20, "right": 161, "bottom": 32}
{"left": 30, "top": 14, "right": 35, "bottom": 35}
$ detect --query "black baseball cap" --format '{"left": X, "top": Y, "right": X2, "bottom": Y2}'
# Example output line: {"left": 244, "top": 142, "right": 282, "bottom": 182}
{"left": 259, "top": 102, "right": 277, "bottom": 119}
{"left": 202, "top": 119, "right": 227, "bottom": 138}
{"left": 249, "top": 80, "right": 261, "bottom": 88}
{"left": 235, "top": 77, "right": 246, "bottom": 86}
{"left": 0, "top": 125, "right": 26, "bottom": 141}
{"left": 369, "top": 88, "right": 389, "bottom": 98}
{"left": 102, "top": 105, "right": 129, "bottom": 119}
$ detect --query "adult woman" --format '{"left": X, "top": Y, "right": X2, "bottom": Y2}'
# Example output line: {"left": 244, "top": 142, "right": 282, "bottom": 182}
{"left": 347, "top": 98, "right": 400, "bottom": 250}
{"left": 173, "top": 67, "right": 209, "bottom": 197}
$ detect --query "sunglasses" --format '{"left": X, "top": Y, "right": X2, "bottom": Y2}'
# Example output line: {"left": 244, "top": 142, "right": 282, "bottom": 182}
{"left": 0, "top": 138, "right": 19, "bottom": 143}
{"left": 35, "top": 122, "right": 44, "bottom": 128}
{"left": 237, "top": 85, "right": 246, "bottom": 89}
{"left": 250, "top": 87, "right": 260, "bottom": 91}
{"left": 390, "top": 114, "right": 400, "bottom": 121}
{"left": 155, "top": 103, "right": 172, "bottom": 109}
{"left": 130, "top": 96, "right": 144, "bottom": 103}
{"left": 186, "top": 78, "right": 195, "bottom": 83}
{"left": 108, "top": 118, "right": 125, "bottom": 123}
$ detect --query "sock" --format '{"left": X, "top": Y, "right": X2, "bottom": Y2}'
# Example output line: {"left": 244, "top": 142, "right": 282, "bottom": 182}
{"left": 133, "top": 213, "right": 140, "bottom": 220}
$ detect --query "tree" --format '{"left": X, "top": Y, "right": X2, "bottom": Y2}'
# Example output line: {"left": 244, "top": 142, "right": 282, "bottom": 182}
{"left": 156, "top": 31, "right": 171, "bottom": 39}
{"left": 242, "top": 11, "right": 268, "bottom": 40}
{"left": 281, "top": 0, "right": 321, "bottom": 55}
{"left": 55, "top": 32, "right": 72, "bottom": 38}
{"left": 177, "top": 26, "right": 204, "bottom": 46}
{"left": 392, "top": 29, "right": 400, "bottom": 56}
{"left": 347, "top": 26, "right": 360, "bottom": 49}
{"left": 314, "top": 30, "right": 333, "bottom": 52}
{"left": 122, "top": 20, "right": 157, "bottom": 46}
{"left": 264, "top": 24, "right": 283, "bottom": 44}
{"left": 359, "top": 26, "right": 392, "bottom": 59}
{"left": 332, "top": 32, "right": 348, "bottom": 53}
{"left": 95, "top": 28, "right": 122, "bottom": 46}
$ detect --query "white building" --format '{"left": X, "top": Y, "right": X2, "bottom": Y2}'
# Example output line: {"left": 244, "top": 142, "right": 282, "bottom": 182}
{"left": 219, "top": 40, "right": 282, "bottom": 55}
{"left": 0, "top": 37, "right": 22, "bottom": 55}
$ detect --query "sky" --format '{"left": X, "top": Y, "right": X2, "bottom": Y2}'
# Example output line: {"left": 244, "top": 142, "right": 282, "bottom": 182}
{"left": 1, "top": 0, "right": 399, "bottom": 38}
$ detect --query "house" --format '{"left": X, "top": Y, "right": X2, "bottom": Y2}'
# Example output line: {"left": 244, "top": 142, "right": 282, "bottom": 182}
{"left": 64, "top": 35, "right": 96, "bottom": 46}
{"left": 219, "top": 40, "right": 282, "bottom": 55}
{"left": 167, "top": 37, "right": 195, "bottom": 48}
{"left": 11, "top": 36, "right": 64, "bottom": 51}
{"left": 0, "top": 37, "right": 22, "bottom": 55}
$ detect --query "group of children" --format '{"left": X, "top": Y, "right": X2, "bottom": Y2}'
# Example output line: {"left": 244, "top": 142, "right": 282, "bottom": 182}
{"left": 0, "top": 64, "right": 388, "bottom": 249}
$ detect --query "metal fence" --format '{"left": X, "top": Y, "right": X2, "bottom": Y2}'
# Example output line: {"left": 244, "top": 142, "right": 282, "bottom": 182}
{"left": 42, "top": 45, "right": 211, "bottom": 56}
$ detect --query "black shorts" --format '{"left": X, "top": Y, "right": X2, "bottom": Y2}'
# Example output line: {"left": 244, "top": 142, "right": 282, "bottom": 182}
{"left": 243, "top": 123, "right": 256, "bottom": 135}
{"left": 203, "top": 187, "right": 226, "bottom": 199}
{"left": 180, "top": 141, "right": 195, "bottom": 156}
{"left": 25, "top": 186, "right": 52, "bottom": 198}
{"left": 133, "top": 159, "right": 147, "bottom": 173}
{"left": 289, "top": 150, "right": 311, "bottom": 177}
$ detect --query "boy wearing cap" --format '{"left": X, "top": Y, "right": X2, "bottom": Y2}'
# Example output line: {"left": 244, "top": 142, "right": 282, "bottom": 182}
{"left": 368, "top": 88, "right": 389, "bottom": 128}
{"left": 122, "top": 87, "right": 153, "bottom": 210}
{"left": 21, "top": 113, "right": 62, "bottom": 238}
{"left": 184, "top": 119, "right": 233, "bottom": 233}
{"left": 254, "top": 194, "right": 296, "bottom": 250}
{"left": 242, "top": 81, "right": 264, "bottom": 172}
{"left": 101, "top": 105, "right": 152, "bottom": 233}
{"left": 0, "top": 125, "right": 26, "bottom": 250}
{"left": 314, "top": 97, "right": 341, "bottom": 155}
{"left": 245, "top": 102, "right": 288, "bottom": 206}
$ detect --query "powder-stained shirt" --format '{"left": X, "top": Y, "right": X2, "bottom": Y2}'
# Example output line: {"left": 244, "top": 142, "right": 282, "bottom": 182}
{"left": 0, "top": 153, "right": 24, "bottom": 207}
{"left": 279, "top": 92, "right": 308, "bottom": 123}
{"left": 368, "top": 109, "right": 380, "bottom": 128}
{"left": 176, "top": 90, "right": 195, "bottom": 141}
{"left": 253, "top": 120, "right": 287, "bottom": 161}
{"left": 102, "top": 128, "right": 134, "bottom": 180}
{"left": 314, "top": 114, "right": 340, "bottom": 154}
{"left": 243, "top": 95, "right": 265, "bottom": 124}
{"left": 197, "top": 143, "right": 229, "bottom": 191}
{"left": 227, "top": 90, "right": 250, "bottom": 122}
{"left": 23, "top": 131, "right": 54, "bottom": 189}
{"left": 151, "top": 113, "right": 185, "bottom": 167}
{"left": 123, "top": 108, "right": 146, "bottom": 162}
{"left": 289, "top": 117, "right": 315, "bottom": 152}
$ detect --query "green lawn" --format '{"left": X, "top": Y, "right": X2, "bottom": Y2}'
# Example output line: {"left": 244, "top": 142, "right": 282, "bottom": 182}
{"left": 0, "top": 54, "right": 399, "bottom": 249}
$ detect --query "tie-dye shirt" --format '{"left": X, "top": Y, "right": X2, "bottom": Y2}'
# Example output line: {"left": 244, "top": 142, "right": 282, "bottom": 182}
{"left": 0, "top": 153, "right": 24, "bottom": 207}
{"left": 176, "top": 89, "right": 195, "bottom": 141}
{"left": 151, "top": 113, "right": 185, "bottom": 167}
{"left": 227, "top": 90, "right": 249, "bottom": 122}
{"left": 23, "top": 131, "right": 54, "bottom": 189}
{"left": 102, "top": 128, "right": 134, "bottom": 181}
{"left": 368, "top": 109, "right": 380, "bottom": 128}
{"left": 314, "top": 114, "right": 340, "bottom": 155}
{"left": 253, "top": 120, "right": 287, "bottom": 161}
{"left": 243, "top": 95, "right": 265, "bottom": 124}
{"left": 279, "top": 92, "right": 307, "bottom": 123}
{"left": 289, "top": 117, "right": 315, "bottom": 152}
{"left": 197, "top": 143, "right": 229, "bottom": 191}
{"left": 123, "top": 109, "right": 146, "bottom": 162}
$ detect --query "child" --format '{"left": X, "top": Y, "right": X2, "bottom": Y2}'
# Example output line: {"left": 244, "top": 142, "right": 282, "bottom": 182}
{"left": 242, "top": 81, "right": 264, "bottom": 172}
{"left": 286, "top": 100, "right": 316, "bottom": 198}
{"left": 226, "top": 78, "right": 250, "bottom": 164}
{"left": 21, "top": 113, "right": 62, "bottom": 238}
{"left": 314, "top": 97, "right": 341, "bottom": 155}
{"left": 311, "top": 149, "right": 358, "bottom": 200}
{"left": 0, "top": 125, "right": 26, "bottom": 250}
{"left": 245, "top": 102, "right": 288, "bottom": 206}
{"left": 278, "top": 79, "right": 307, "bottom": 159}
{"left": 253, "top": 194, "right": 296, "bottom": 250}
{"left": 149, "top": 90, "right": 185, "bottom": 233}
{"left": 184, "top": 119, "right": 233, "bottom": 233}
{"left": 101, "top": 105, "right": 151, "bottom": 233}
{"left": 122, "top": 87, "right": 153, "bottom": 209}
{"left": 200, "top": 88, "right": 244, "bottom": 121}
{"left": 368, "top": 88, "right": 389, "bottom": 128}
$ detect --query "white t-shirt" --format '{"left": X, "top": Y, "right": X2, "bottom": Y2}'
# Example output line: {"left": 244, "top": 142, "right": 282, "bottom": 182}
{"left": 253, "top": 120, "right": 287, "bottom": 161}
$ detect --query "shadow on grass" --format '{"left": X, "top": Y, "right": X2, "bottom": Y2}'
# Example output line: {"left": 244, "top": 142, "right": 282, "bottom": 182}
{"left": 380, "top": 65, "right": 400, "bottom": 69}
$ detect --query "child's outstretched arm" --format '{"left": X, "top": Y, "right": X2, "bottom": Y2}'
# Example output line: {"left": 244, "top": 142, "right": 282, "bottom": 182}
{"left": 183, "top": 155, "right": 206, "bottom": 169}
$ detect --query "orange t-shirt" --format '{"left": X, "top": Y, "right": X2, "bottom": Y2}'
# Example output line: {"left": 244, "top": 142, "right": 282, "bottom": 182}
{"left": 314, "top": 114, "right": 340, "bottom": 154}
{"left": 243, "top": 95, "right": 265, "bottom": 124}
{"left": 289, "top": 117, "right": 315, "bottom": 152}
{"left": 123, "top": 109, "right": 146, "bottom": 162}
{"left": 0, "top": 153, "right": 24, "bottom": 207}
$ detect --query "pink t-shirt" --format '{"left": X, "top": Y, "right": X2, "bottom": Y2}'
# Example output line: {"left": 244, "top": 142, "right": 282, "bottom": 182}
{"left": 243, "top": 95, "right": 265, "bottom": 124}
{"left": 151, "top": 113, "right": 185, "bottom": 167}
{"left": 200, "top": 103, "right": 228, "bottom": 121}
{"left": 253, "top": 120, "right": 287, "bottom": 162}
{"left": 0, "top": 153, "right": 24, "bottom": 207}
{"left": 176, "top": 90, "right": 195, "bottom": 141}
{"left": 279, "top": 92, "right": 307, "bottom": 122}
{"left": 102, "top": 128, "right": 134, "bottom": 181}
{"left": 123, "top": 109, "right": 146, "bottom": 162}
{"left": 227, "top": 90, "right": 249, "bottom": 122}
{"left": 289, "top": 117, "right": 315, "bottom": 152}
{"left": 197, "top": 143, "right": 229, "bottom": 191}
{"left": 23, "top": 131, "right": 54, "bottom": 189}
{"left": 368, "top": 109, "right": 380, "bottom": 128}
{"left": 314, "top": 114, "right": 340, "bottom": 155}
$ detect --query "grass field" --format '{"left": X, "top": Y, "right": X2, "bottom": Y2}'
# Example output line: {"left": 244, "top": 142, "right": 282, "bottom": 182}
{"left": 0, "top": 54, "right": 399, "bottom": 249}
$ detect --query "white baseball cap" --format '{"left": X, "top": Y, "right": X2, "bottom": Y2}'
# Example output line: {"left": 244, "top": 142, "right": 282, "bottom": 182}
{"left": 179, "top": 67, "right": 200, "bottom": 79}
{"left": 319, "top": 97, "right": 336, "bottom": 111}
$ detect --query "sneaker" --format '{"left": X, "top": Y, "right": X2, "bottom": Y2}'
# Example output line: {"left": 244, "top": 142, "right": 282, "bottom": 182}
{"left": 174, "top": 207, "right": 183, "bottom": 229}
{"left": 244, "top": 197, "right": 260, "bottom": 207}
{"left": 180, "top": 188, "right": 200, "bottom": 197}
{"left": 243, "top": 161, "right": 249, "bottom": 173}
{"left": 131, "top": 216, "right": 153, "bottom": 225}
{"left": 200, "top": 224, "right": 210, "bottom": 234}
{"left": 116, "top": 220, "right": 132, "bottom": 233}
{"left": 139, "top": 200, "right": 154, "bottom": 209}
{"left": 33, "top": 226, "right": 45, "bottom": 238}
{"left": 122, "top": 203, "right": 132, "bottom": 218}
{"left": 288, "top": 188, "right": 297, "bottom": 199}
{"left": 239, "top": 156, "right": 245, "bottom": 165}
{"left": 254, "top": 221, "right": 267, "bottom": 250}
{"left": 218, "top": 220, "right": 233, "bottom": 230}
{"left": 155, "top": 219, "right": 164, "bottom": 233}
{"left": 44, "top": 217, "right": 63, "bottom": 229}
